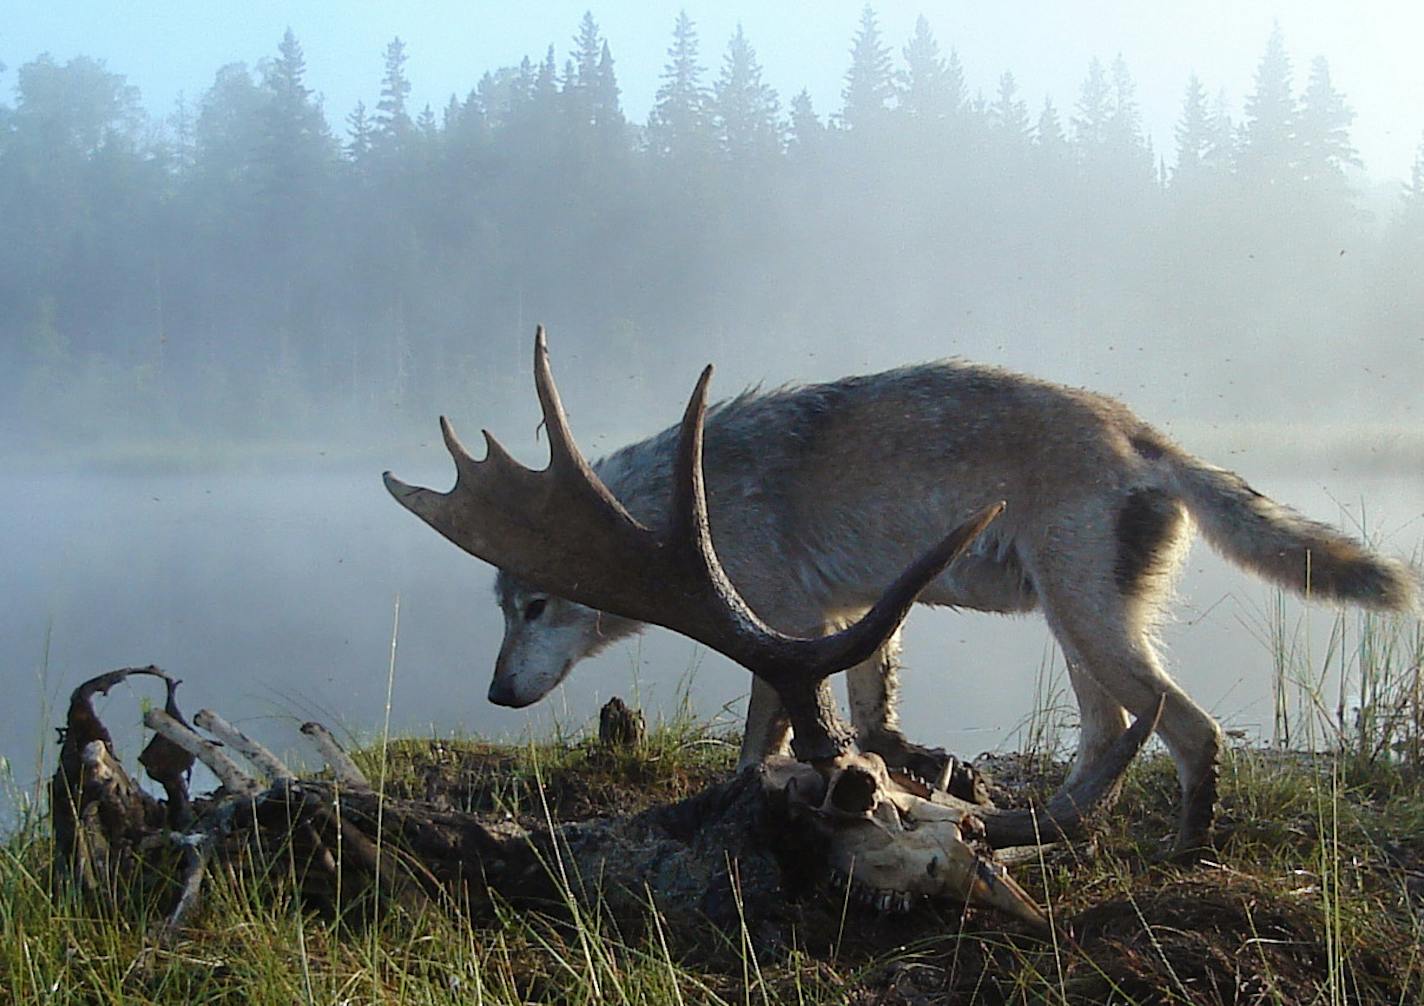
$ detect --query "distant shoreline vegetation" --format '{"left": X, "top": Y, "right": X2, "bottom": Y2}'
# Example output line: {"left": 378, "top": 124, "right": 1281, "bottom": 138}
{"left": 0, "top": 14, "right": 1420, "bottom": 446}
{"left": 3, "top": 422, "right": 1421, "bottom": 480}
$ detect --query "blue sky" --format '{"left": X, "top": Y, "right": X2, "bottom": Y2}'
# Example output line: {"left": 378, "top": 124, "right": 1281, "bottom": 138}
{"left": 4, "top": 1, "right": 1422, "bottom": 179}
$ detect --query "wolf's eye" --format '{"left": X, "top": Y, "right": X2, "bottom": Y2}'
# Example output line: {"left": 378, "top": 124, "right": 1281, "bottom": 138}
{"left": 523, "top": 598, "right": 548, "bottom": 622}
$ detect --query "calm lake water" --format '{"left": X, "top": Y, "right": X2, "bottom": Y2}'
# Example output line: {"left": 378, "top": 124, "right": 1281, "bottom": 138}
{"left": 4, "top": 448, "right": 1421, "bottom": 824}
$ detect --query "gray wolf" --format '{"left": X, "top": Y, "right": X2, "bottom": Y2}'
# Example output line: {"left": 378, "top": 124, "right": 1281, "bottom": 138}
{"left": 489, "top": 360, "right": 1419, "bottom": 852}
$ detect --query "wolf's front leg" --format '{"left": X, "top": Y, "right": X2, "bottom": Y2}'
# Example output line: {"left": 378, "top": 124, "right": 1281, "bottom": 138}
{"left": 737, "top": 675, "right": 792, "bottom": 768}
{"left": 844, "top": 629, "right": 984, "bottom": 800}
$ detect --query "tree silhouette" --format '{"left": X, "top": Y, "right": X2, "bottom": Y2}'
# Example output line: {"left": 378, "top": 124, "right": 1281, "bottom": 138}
{"left": 1073, "top": 57, "right": 1111, "bottom": 155}
{"left": 898, "top": 16, "right": 961, "bottom": 123}
{"left": 989, "top": 72, "right": 1031, "bottom": 149}
{"left": 1035, "top": 97, "right": 1068, "bottom": 161}
{"left": 375, "top": 37, "right": 413, "bottom": 156}
{"left": 0, "top": 13, "right": 1419, "bottom": 444}
{"left": 713, "top": 24, "right": 780, "bottom": 163}
{"left": 840, "top": 5, "right": 894, "bottom": 130}
{"left": 647, "top": 11, "right": 711, "bottom": 162}
{"left": 786, "top": 88, "right": 825, "bottom": 160}
{"left": 1105, "top": 55, "right": 1150, "bottom": 177}
{"left": 1172, "top": 73, "right": 1212, "bottom": 187}
{"left": 345, "top": 100, "right": 373, "bottom": 166}
{"left": 258, "top": 30, "right": 330, "bottom": 206}
{"left": 1296, "top": 55, "right": 1359, "bottom": 190}
{"left": 1241, "top": 22, "right": 1296, "bottom": 188}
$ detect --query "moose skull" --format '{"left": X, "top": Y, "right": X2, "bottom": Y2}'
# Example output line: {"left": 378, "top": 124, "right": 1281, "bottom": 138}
{"left": 766, "top": 751, "right": 1050, "bottom": 928}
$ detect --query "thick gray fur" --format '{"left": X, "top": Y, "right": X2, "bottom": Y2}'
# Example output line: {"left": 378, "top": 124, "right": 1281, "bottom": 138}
{"left": 491, "top": 361, "right": 1420, "bottom": 851}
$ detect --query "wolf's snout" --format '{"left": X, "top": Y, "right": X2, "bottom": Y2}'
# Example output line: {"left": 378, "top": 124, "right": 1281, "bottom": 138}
{"left": 488, "top": 678, "right": 529, "bottom": 707}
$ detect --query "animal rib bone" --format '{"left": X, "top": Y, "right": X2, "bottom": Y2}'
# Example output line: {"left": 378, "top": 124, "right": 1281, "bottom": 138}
{"left": 144, "top": 708, "right": 260, "bottom": 796}
{"left": 300, "top": 721, "right": 372, "bottom": 790}
{"left": 193, "top": 709, "right": 296, "bottom": 783}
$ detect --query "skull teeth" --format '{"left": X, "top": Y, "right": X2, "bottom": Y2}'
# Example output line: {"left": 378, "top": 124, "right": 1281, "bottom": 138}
{"left": 841, "top": 879, "right": 914, "bottom": 914}
{"left": 934, "top": 757, "right": 957, "bottom": 792}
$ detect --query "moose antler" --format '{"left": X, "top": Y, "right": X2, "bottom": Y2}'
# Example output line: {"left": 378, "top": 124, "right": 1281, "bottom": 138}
{"left": 385, "top": 328, "right": 1158, "bottom": 925}
{"left": 385, "top": 328, "right": 1000, "bottom": 764}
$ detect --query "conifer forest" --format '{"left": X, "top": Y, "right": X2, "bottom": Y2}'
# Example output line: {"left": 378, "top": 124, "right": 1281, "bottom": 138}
{"left": 2, "top": 10, "right": 1422, "bottom": 447}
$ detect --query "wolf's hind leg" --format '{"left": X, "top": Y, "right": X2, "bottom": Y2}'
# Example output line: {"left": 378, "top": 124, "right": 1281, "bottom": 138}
{"left": 1040, "top": 583, "right": 1221, "bottom": 858}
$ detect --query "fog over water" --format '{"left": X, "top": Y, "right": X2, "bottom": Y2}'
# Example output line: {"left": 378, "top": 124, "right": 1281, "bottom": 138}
{"left": 2, "top": 4, "right": 1422, "bottom": 816}
{"left": 4, "top": 455, "right": 1421, "bottom": 822}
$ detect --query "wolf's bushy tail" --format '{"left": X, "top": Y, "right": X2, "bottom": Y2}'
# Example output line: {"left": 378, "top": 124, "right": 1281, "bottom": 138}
{"left": 1163, "top": 452, "right": 1420, "bottom": 612}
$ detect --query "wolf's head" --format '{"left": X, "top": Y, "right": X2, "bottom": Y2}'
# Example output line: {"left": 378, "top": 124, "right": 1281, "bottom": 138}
{"left": 488, "top": 569, "right": 643, "bottom": 707}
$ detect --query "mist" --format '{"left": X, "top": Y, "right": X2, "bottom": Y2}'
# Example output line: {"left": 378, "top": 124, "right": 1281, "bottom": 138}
{"left": 2, "top": 9, "right": 1422, "bottom": 817}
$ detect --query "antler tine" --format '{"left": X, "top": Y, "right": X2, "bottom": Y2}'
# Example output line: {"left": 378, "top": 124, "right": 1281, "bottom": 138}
{"left": 666, "top": 364, "right": 767, "bottom": 638}
{"left": 533, "top": 326, "right": 592, "bottom": 478}
{"left": 660, "top": 362, "right": 1003, "bottom": 682}
{"left": 439, "top": 415, "right": 481, "bottom": 480}
{"left": 667, "top": 363, "right": 714, "bottom": 550}
{"left": 803, "top": 501, "right": 1005, "bottom": 678}
{"left": 530, "top": 327, "right": 645, "bottom": 521}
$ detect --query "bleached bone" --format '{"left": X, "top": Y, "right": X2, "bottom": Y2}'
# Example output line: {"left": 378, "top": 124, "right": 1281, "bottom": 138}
{"left": 154, "top": 837, "right": 212, "bottom": 942}
{"left": 300, "top": 721, "right": 372, "bottom": 791}
{"left": 194, "top": 709, "right": 296, "bottom": 784}
{"left": 144, "top": 708, "right": 260, "bottom": 796}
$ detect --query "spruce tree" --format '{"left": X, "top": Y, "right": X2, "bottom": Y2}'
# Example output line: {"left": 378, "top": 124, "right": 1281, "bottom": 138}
{"left": 898, "top": 15, "right": 960, "bottom": 122}
{"left": 168, "top": 93, "right": 195, "bottom": 174}
{"left": 258, "top": 28, "right": 329, "bottom": 207}
{"left": 1402, "top": 133, "right": 1424, "bottom": 234}
{"left": 988, "top": 71, "right": 1030, "bottom": 147}
{"left": 565, "top": 11, "right": 607, "bottom": 129}
{"left": 840, "top": 5, "right": 894, "bottom": 130}
{"left": 346, "top": 100, "right": 373, "bottom": 166}
{"left": 1035, "top": 96, "right": 1067, "bottom": 160}
{"left": 1105, "top": 53, "right": 1149, "bottom": 172}
{"left": 1296, "top": 55, "right": 1359, "bottom": 186}
{"left": 534, "top": 46, "right": 559, "bottom": 107}
{"left": 572, "top": 12, "right": 601, "bottom": 91}
{"left": 416, "top": 103, "right": 437, "bottom": 141}
{"left": 713, "top": 24, "right": 781, "bottom": 162}
{"left": 786, "top": 88, "right": 825, "bottom": 160}
{"left": 647, "top": 10, "right": 711, "bottom": 161}
{"left": 375, "top": 37, "right": 413, "bottom": 154}
{"left": 1173, "top": 73, "right": 1212, "bottom": 185}
{"left": 1072, "top": 57, "right": 1111, "bottom": 153}
{"left": 1204, "top": 89, "right": 1236, "bottom": 174}
{"left": 1241, "top": 22, "right": 1296, "bottom": 187}
{"left": 592, "top": 40, "right": 625, "bottom": 138}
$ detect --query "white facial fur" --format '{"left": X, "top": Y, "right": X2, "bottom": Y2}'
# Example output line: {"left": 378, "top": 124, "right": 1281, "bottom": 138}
{"left": 490, "top": 573, "right": 642, "bottom": 707}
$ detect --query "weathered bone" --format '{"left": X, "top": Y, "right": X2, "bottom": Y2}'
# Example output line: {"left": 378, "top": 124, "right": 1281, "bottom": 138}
{"left": 194, "top": 709, "right": 296, "bottom": 784}
{"left": 144, "top": 708, "right": 260, "bottom": 796}
{"left": 300, "top": 721, "right": 372, "bottom": 790}
{"left": 764, "top": 754, "right": 1047, "bottom": 928}
{"left": 768, "top": 707, "right": 1160, "bottom": 927}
